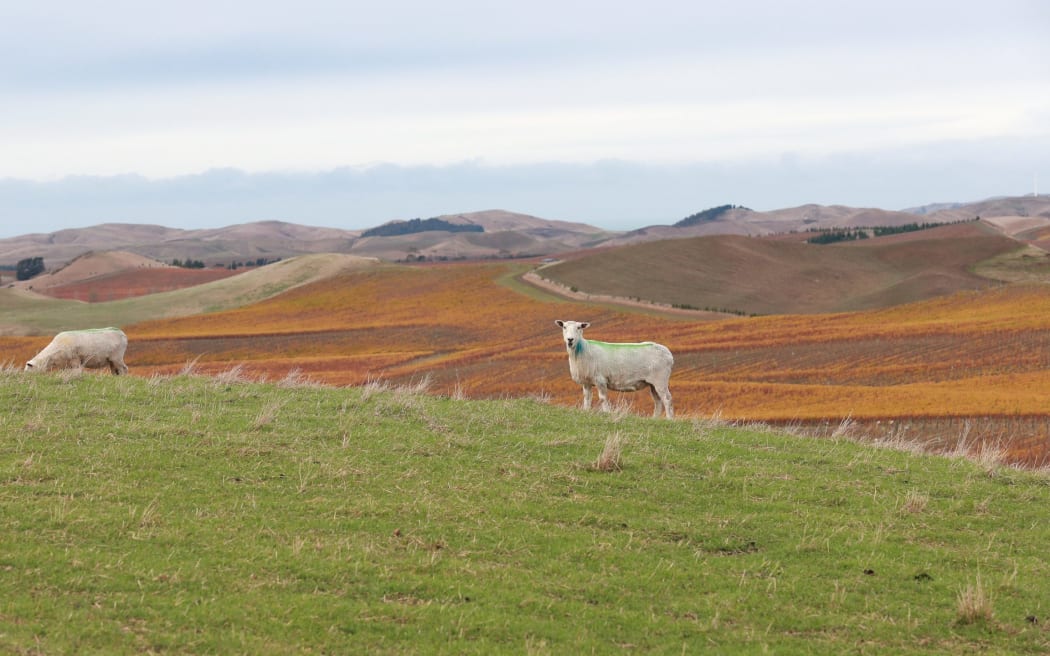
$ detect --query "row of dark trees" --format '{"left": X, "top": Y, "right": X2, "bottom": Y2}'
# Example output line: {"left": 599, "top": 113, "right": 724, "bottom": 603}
{"left": 15, "top": 257, "right": 45, "bottom": 281}
{"left": 805, "top": 219, "right": 975, "bottom": 245}
{"left": 228, "top": 257, "right": 281, "bottom": 269}
{"left": 171, "top": 257, "right": 281, "bottom": 269}
{"left": 806, "top": 230, "right": 870, "bottom": 244}
{"left": 171, "top": 258, "right": 207, "bottom": 269}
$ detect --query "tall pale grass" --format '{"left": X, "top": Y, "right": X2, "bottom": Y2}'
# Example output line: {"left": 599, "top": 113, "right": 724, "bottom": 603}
{"left": 593, "top": 432, "right": 625, "bottom": 472}
{"left": 956, "top": 576, "right": 994, "bottom": 625}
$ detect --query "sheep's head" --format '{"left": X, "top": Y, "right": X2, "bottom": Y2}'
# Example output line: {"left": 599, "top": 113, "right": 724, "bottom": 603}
{"left": 555, "top": 320, "right": 590, "bottom": 353}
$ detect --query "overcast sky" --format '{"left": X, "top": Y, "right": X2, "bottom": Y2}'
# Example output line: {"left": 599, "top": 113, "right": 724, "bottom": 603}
{"left": 1, "top": 0, "right": 1048, "bottom": 238}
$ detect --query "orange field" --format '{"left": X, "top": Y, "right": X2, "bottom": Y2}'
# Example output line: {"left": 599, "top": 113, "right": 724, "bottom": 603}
{"left": 10, "top": 261, "right": 1050, "bottom": 465}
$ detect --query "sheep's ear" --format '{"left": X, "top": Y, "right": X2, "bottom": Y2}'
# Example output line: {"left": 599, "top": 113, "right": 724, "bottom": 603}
{"left": 555, "top": 320, "right": 565, "bottom": 328}
{"left": 579, "top": 322, "right": 590, "bottom": 330}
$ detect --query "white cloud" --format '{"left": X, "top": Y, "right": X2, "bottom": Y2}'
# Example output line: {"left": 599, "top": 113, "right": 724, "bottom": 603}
{"left": 0, "top": 0, "right": 1047, "bottom": 229}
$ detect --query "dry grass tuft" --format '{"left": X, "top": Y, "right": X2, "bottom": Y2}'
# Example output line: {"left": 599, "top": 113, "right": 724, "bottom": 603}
{"left": 397, "top": 374, "right": 432, "bottom": 395}
{"left": 278, "top": 368, "right": 322, "bottom": 389}
{"left": 830, "top": 415, "right": 856, "bottom": 439}
{"left": 147, "top": 373, "right": 173, "bottom": 386}
{"left": 690, "top": 411, "right": 732, "bottom": 437}
{"left": 592, "top": 432, "right": 625, "bottom": 472}
{"left": 213, "top": 364, "right": 251, "bottom": 385}
{"left": 972, "top": 441, "right": 1009, "bottom": 475}
{"left": 604, "top": 398, "right": 633, "bottom": 422}
{"left": 359, "top": 376, "right": 390, "bottom": 401}
{"left": 956, "top": 577, "right": 995, "bottom": 625}
{"left": 901, "top": 490, "right": 929, "bottom": 514}
{"left": 529, "top": 390, "right": 553, "bottom": 404}
{"left": 447, "top": 381, "right": 466, "bottom": 401}
{"left": 179, "top": 357, "right": 201, "bottom": 376}
{"left": 252, "top": 399, "right": 285, "bottom": 430}
{"left": 58, "top": 367, "right": 84, "bottom": 383}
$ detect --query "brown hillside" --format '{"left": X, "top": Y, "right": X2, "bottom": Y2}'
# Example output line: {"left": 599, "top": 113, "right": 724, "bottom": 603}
{"left": 603, "top": 204, "right": 944, "bottom": 248}
{"left": 0, "top": 212, "right": 612, "bottom": 268}
{"left": 0, "top": 221, "right": 362, "bottom": 269}
{"left": 537, "top": 222, "right": 1021, "bottom": 315}
{"left": 12, "top": 250, "right": 245, "bottom": 302}
{"left": 0, "top": 225, "right": 184, "bottom": 266}
{"left": 440, "top": 209, "right": 607, "bottom": 236}
{"left": 41, "top": 267, "right": 244, "bottom": 302}
{"left": 15, "top": 251, "right": 168, "bottom": 290}
{"left": 926, "top": 195, "right": 1050, "bottom": 223}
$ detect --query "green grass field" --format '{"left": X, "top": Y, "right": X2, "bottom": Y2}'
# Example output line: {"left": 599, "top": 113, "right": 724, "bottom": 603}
{"left": 2, "top": 369, "right": 1049, "bottom": 653}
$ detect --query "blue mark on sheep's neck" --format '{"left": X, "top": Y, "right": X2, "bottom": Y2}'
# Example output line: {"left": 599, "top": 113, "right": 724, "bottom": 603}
{"left": 573, "top": 340, "right": 584, "bottom": 356}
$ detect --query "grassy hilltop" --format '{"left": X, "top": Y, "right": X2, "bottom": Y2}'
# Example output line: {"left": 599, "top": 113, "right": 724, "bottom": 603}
{"left": 2, "top": 370, "right": 1049, "bottom": 653}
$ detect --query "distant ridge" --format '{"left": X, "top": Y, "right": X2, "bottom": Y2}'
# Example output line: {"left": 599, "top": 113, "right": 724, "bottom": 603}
{"left": 3, "top": 196, "right": 1049, "bottom": 270}
{"left": 0, "top": 211, "right": 611, "bottom": 268}
{"left": 903, "top": 201, "right": 967, "bottom": 215}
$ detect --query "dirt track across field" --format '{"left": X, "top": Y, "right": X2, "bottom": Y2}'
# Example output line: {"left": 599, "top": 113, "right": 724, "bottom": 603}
{"left": 520, "top": 270, "right": 731, "bottom": 320}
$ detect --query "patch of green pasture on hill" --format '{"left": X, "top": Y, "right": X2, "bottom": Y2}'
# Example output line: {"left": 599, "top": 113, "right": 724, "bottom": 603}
{"left": 0, "top": 289, "right": 136, "bottom": 335}
{"left": 972, "top": 244, "right": 1050, "bottom": 283}
{"left": 494, "top": 263, "right": 567, "bottom": 304}
{"left": 1, "top": 371, "right": 1049, "bottom": 653}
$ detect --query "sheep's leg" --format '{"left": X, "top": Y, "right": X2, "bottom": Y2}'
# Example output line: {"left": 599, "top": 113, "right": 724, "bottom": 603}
{"left": 649, "top": 384, "right": 664, "bottom": 418}
{"left": 581, "top": 385, "right": 592, "bottom": 410}
{"left": 659, "top": 385, "right": 674, "bottom": 419}
{"left": 596, "top": 385, "right": 611, "bottom": 412}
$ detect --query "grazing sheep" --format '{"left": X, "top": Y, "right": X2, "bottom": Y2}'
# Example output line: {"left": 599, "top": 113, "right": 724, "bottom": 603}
{"left": 555, "top": 320, "right": 674, "bottom": 418}
{"left": 25, "top": 327, "right": 129, "bottom": 375}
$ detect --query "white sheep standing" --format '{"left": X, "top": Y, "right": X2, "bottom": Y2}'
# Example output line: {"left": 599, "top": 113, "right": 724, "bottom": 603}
{"left": 555, "top": 320, "right": 674, "bottom": 418}
{"left": 25, "top": 327, "right": 129, "bottom": 375}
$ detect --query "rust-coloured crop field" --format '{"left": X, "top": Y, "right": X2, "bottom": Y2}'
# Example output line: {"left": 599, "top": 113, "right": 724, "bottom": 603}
{"left": 39, "top": 267, "right": 244, "bottom": 302}
{"left": 10, "top": 261, "right": 1050, "bottom": 466}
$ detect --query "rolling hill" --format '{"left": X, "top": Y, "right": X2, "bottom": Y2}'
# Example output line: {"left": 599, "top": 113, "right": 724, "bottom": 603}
{"left": 602, "top": 204, "right": 933, "bottom": 246}
{"left": 598, "top": 195, "right": 1050, "bottom": 247}
{"left": 0, "top": 210, "right": 616, "bottom": 269}
{"left": 6, "top": 371, "right": 1050, "bottom": 653}
{"left": 535, "top": 221, "right": 1024, "bottom": 315}
{"left": 3, "top": 195, "right": 1047, "bottom": 272}
{"left": 9, "top": 250, "right": 243, "bottom": 302}
{"left": 0, "top": 253, "right": 381, "bottom": 336}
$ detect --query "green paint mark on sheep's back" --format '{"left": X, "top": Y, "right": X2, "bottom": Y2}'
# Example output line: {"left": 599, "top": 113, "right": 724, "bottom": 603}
{"left": 62, "top": 327, "right": 123, "bottom": 334}
{"left": 588, "top": 340, "right": 657, "bottom": 349}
